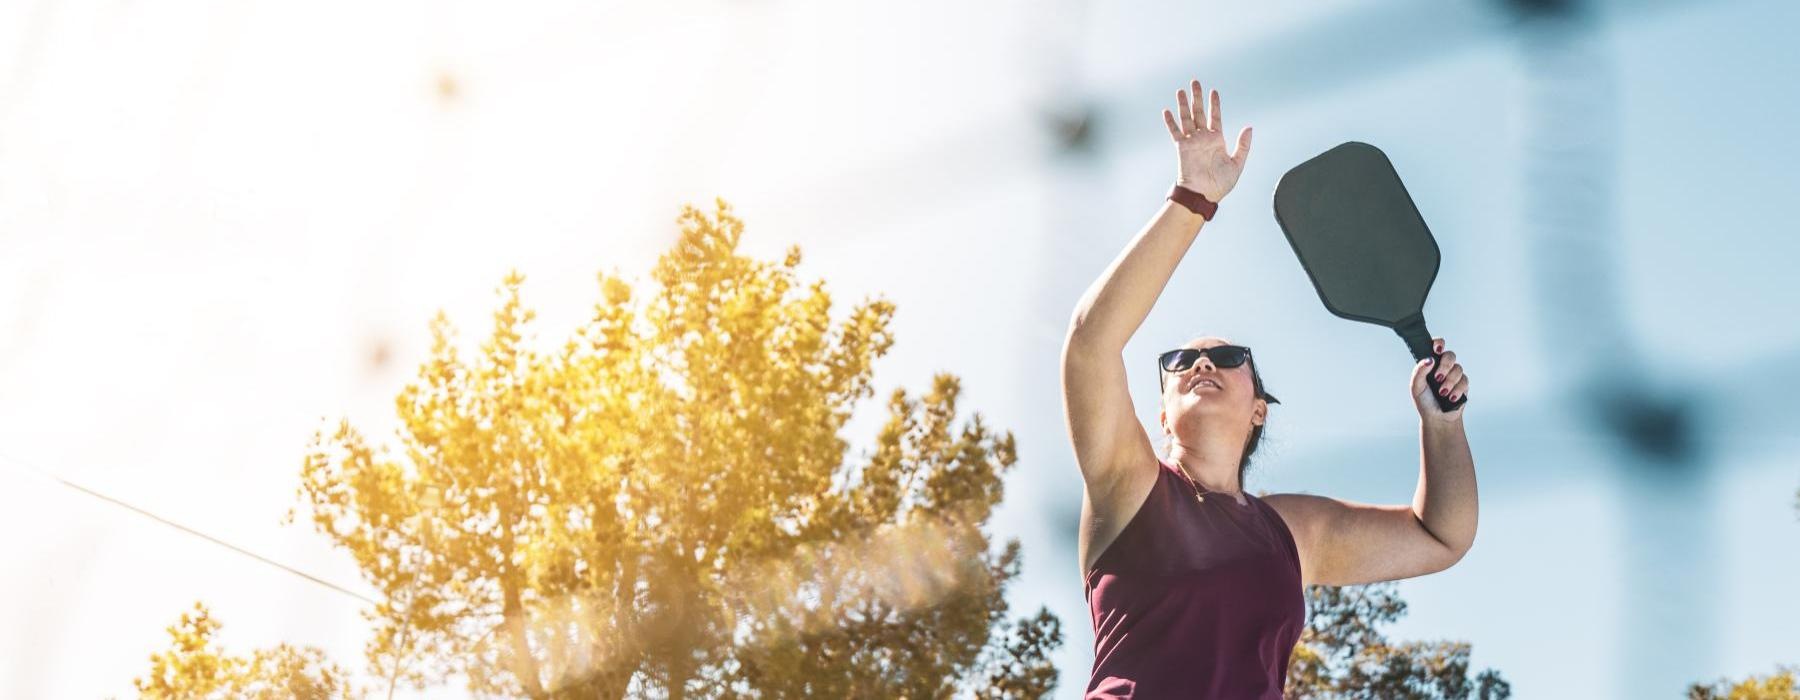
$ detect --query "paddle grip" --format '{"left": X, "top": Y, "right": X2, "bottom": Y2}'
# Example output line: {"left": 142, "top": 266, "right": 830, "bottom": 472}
{"left": 1394, "top": 314, "right": 1466, "bottom": 414}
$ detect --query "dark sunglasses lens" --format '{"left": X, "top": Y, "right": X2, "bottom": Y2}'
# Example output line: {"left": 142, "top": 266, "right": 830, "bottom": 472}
{"left": 1210, "top": 347, "right": 1249, "bottom": 367}
{"left": 1163, "top": 347, "right": 1250, "bottom": 371}
{"left": 1160, "top": 349, "right": 1195, "bottom": 372}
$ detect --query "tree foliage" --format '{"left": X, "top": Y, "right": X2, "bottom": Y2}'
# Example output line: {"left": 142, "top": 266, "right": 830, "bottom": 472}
{"left": 1286, "top": 583, "right": 1510, "bottom": 700}
{"left": 1689, "top": 667, "right": 1800, "bottom": 700}
{"left": 293, "top": 199, "right": 1060, "bottom": 698}
{"left": 133, "top": 603, "right": 360, "bottom": 700}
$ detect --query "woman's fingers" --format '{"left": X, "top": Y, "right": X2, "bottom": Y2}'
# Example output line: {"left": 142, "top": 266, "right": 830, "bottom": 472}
{"left": 1173, "top": 80, "right": 1249, "bottom": 141}
{"left": 1450, "top": 374, "right": 1469, "bottom": 402}
{"left": 1190, "top": 80, "right": 1203, "bottom": 130}
{"left": 1163, "top": 109, "right": 1184, "bottom": 140}
{"left": 1430, "top": 343, "right": 1465, "bottom": 398}
{"left": 1439, "top": 365, "right": 1465, "bottom": 397}
{"left": 1188, "top": 80, "right": 1202, "bottom": 131}
{"left": 1177, "top": 88, "right": 1195, "bottom": 135}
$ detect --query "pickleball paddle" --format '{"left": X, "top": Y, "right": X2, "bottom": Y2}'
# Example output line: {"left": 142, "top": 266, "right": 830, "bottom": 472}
{"left": 1272, "top": 141, "right": 1465, "bottom": 413}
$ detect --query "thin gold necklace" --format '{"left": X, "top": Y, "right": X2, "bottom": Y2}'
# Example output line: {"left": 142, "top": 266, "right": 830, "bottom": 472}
{"left": 1173, "top": 463, "right": 1243, "bottom": 505}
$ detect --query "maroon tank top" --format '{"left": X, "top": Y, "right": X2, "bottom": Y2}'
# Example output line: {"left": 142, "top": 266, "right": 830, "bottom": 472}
{"left": 1083, "top": 458, "right": 1305, "bottom": 699}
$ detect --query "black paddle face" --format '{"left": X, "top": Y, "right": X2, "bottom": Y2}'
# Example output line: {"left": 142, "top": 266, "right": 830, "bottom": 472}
{"left": 1273, "top": 141, "right": 1465, "bottom": 412}
{"left": 1273, "top": 141, "right": 1439, "bottom": 327}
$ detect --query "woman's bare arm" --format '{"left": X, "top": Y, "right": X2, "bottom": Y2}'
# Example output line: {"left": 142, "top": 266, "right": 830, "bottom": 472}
{"left": 1062, "top": 80, "right": 1254, "bottom": 490}
{"left": 1061, "top": 200, "right": 1200, "bottom": 493}
{"left": 1265, "top": 339, "right": 1478, "bottom": 586}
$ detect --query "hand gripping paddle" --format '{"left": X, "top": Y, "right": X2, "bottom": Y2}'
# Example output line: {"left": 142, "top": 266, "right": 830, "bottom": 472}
{"left": 1272, "top": 141, "right": 1465, "bottom": 413}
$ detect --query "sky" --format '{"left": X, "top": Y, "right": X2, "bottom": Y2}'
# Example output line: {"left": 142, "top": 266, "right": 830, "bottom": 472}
{"left": 1, "top": 0, "right": 1796, "bottom": 697}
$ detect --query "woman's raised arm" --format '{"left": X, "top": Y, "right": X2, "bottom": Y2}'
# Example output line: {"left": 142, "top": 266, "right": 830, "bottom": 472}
{"left": 1061, "top": 80, "right": 1253, "bottom": 488}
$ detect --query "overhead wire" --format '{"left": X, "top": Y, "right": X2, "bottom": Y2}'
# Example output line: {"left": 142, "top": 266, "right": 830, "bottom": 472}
{"left": 0, "top": 451, "right": 377, "bottom": 606}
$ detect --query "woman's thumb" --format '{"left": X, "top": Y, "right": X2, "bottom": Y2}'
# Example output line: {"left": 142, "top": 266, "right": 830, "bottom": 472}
{"left": 1411, "top": 357, "right": 1435, "bottom": 392}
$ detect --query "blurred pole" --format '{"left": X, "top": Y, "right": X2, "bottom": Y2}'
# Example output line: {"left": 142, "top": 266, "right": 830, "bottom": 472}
{"left": 1512, "top": 3, "right": 1717, "bottom": 694}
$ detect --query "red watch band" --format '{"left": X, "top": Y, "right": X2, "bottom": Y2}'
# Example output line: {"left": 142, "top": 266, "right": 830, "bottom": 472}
{"left": 1167, "top": 183, "right": 1218, "bottom": 221}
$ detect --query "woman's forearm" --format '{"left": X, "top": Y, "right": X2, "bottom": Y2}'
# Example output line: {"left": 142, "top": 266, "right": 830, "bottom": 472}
{"left": 1413, "top": 419, "right": 1478, "bottom": 555}
{"left": 1066, "top": 199, "right": 1208, "bottom": 353}
{"left": 1067, "top": 80, "right": 1253, "bottom": 354}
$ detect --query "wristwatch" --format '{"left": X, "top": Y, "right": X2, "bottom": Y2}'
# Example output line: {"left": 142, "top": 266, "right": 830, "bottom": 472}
{"left": 1167, "top": 183, "right": 1217, "bottom": 221}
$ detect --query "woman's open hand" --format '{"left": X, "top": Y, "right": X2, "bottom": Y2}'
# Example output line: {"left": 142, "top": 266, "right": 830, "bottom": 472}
{"left": 1163, "top": 79, "right": 1253, "bottom": 203}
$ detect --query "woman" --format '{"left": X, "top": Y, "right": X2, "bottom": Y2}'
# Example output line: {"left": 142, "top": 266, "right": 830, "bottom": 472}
{"left": 1059, "top": 79, "right": 1479, "bottom": 699}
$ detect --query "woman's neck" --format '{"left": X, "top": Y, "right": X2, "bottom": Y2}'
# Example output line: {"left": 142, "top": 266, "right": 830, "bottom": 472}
{"left": 1166, "top": 437, "right": 1243, "bottom": 495}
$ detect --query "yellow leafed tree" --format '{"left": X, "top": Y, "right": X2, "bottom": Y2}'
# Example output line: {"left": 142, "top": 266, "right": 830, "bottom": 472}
{"left": 133, "top": 602, "right": 360, "bottom": 700}
{"left": 294, "top": 199, "right": 1061, "bottom": 698}
{"left": 1690, "top": 667, "right": 1800, "bottom": 700}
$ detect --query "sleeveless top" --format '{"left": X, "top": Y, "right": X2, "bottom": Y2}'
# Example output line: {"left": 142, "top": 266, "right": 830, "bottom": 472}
{"left": 1082, "top": 459, "right": 1306, "bottom": 699}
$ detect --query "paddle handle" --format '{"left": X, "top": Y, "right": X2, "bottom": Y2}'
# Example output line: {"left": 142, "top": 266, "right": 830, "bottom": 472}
{"left": 1394, "top": 314, "right": 1466, "bottom": 413}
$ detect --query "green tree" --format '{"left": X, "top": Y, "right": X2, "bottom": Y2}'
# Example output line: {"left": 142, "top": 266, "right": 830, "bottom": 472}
{"left": 293, "top": 199, "right": 1060, "bottom": 698}
{"left": 1286, "top": 583, "right": 1510, "bottom": 699}
{"left": 133, "top": 602, "right": 360, "bottom": 700}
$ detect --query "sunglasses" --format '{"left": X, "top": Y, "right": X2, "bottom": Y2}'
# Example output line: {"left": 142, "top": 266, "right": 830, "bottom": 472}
{"left": 1157, "top": 344, "right": 1280, "bottom": 404}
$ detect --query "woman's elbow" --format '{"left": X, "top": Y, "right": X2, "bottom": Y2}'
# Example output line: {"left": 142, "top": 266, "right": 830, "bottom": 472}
{"left": 1064, "top": 314, "right": 1125, "bottom": 357}
{"left": 1436, "top": 531, "right": 1476, "bottom": 572}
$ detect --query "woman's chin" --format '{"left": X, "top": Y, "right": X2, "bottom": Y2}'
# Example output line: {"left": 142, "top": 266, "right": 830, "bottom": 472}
{"left": 1175, "top": 401, "right": 1231, "bottom": 418}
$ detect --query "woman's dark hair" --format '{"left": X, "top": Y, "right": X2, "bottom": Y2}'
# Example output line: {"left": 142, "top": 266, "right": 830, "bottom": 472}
{"left": 1237, "top": 356, "right": 1272, "bottom": 484}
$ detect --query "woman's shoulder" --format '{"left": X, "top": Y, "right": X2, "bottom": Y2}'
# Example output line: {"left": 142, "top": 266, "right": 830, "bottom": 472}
{"left": 1253, "top": 492, "right": 1311, "bottom": 523}
{"left": 1253, "top": 492, "right": 1325, "bottom": 548}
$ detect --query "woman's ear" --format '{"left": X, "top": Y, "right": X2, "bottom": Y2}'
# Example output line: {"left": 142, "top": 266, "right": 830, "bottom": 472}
{"left": 1252, "top": 401, "right": 1266, "bottom": 427}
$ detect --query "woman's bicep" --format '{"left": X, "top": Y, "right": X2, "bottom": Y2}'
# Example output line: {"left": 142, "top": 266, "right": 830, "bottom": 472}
{"left": 1060, "top": 340, "right": 1156, "bottom": 495}
{"left": 1265, "top": 493, "right": 1463, "bottom": 587}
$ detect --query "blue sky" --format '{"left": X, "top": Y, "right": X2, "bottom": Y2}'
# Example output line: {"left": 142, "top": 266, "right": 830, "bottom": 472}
{"left": 0, "top": 0, "right": 1795, "bottom": 697}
